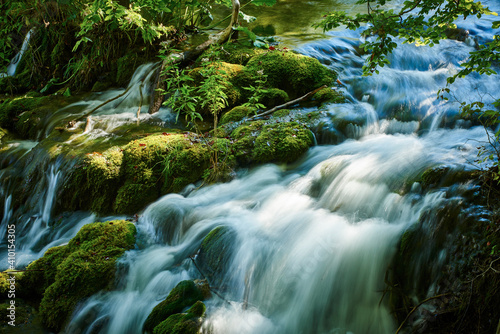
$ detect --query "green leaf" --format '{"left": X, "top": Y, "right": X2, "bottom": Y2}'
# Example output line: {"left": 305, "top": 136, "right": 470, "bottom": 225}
{"left": 234, "top": 26, "right": 257, "bottom": 42}
{"left": 239, "top": 11, "right": 257, "bottom": 23}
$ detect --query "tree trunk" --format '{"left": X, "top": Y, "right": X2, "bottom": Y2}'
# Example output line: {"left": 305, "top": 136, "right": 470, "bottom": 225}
{"left": 149, "top": 0, "right": 240, "bottom": 114}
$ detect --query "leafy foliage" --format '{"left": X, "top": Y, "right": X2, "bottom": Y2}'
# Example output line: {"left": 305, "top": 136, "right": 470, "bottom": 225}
{"left": 314, "top": 0, "right": 498, "bottom": 76}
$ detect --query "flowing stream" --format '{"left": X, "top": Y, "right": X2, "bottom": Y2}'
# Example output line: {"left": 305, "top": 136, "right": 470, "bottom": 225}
{"left": 1, "top": 1, "right": 500, "bottom": 333}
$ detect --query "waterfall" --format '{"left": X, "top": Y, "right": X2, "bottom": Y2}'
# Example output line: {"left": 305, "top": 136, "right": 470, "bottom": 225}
{"left": 0, "top": 29, "right": 33, "bottom": 78}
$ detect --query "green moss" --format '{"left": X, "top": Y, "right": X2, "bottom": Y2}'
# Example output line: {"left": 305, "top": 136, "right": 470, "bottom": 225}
{"left": 0, "top": 272, "right": 11, "bottom": 295}
{"left": 254, "top": 122, "right": 313, "bottom": 163}
{"left": 196, "top": 226, "right": 236, "bottom": 284}
{"left": 0, "top": 95, "right": 50, "bottom": 132}
{"left": 91, "top": 81, "right": 113, "bottom": 92}
{"left": 21, "top": 220, "right": 136, "bottom": 332}
{"left": 115, "top": 133, "right": 210, "bottom": 213}
{"left": 260, "top": 88, "right": 289, "bottom": 107}
{"left": 207, "top": 43, "right": 266, "bottom": 65}
{"left": 153, "top": 301, "right": 206, "bottom": 334}
{"left": 114, "top": 182, "right": 158, "bottom": 214}
{"left": 59, "top": 131, "right": 217, "bottom": 215}
{"left": 230, "top": 121, "right": 313, "bottom": 165}
{"left": 243, "top": 50, "right": 336, "bottom": 98}
{"left": 312, "top": 87, "right": 345, "bottom": 104}
{"left": 116, "top": 54, "right": 139, "bottom": 87}
{"left": 273, "top": 109, "right": 291, "bottom": 118}
{"left": 62, "top": 147, "right": 123, "bottom": 213}
{"left": 220, "top": 106, "right": 256, "bottom": 124}
{"left": 144, "top": 280, "right": 205, "bottom": 333}
{"left": 420, "top": 166, "right": 476, "bottom": 190}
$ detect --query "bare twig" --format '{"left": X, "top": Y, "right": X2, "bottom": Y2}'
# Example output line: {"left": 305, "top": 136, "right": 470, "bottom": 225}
{"left": 395, "top": 294, "right": 450, "bottom": 334}
{"left": 247, "top": 85, "right": 327, "bottom": 121}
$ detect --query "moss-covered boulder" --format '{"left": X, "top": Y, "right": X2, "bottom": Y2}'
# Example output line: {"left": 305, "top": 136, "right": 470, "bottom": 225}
{"left": 59, "top": 132, "right": 216, "bottom": 215}
{"left": 420, "top": 165, "right": 476, "bottom": 190}
{"left": 153, "top": 301, "right": 206, "bottom": 334}
{"left": 115, "top": 133, "right": 211, "bottom": 213}
{"left": 242, "top": 50, "right": 336, "bottom": 98}
{"left": 63, "top": 147, "right": 123, "bottom": 213}
{"left": 143, "top": 280, "right": 206, "bottom": 333}
{"left": 21, "top": 220, "right": 136, "bottom": 332}
{"left": 231, "top": 121, "right": 314, "bottom": 165}
{"left": 312, "top": 87, "right": 345, "bottom": 104}
{"left": 260, "top": 88, "right": 289, "bottom": 107}
{"left": 220, "top": 106, "right": 256, "bottom": 124}
{"left": 196, "top": 226, "right": 236, "bottom": 285}
{"left": 0, "top": 95, "right": 50, "bottom": 132}
{"left": 116, "top": 53, "right": 140, "bottom": 87}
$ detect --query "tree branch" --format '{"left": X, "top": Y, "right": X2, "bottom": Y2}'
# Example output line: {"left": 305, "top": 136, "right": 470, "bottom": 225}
{"left": 247, "top": 85, "right": 327, "bottom": 121}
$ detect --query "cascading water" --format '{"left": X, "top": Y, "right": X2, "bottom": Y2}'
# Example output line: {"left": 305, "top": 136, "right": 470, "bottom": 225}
{"left": 0, "top": 29, "right": 33, "bottom": 78}
{"left": 1, "top": 1, "right": 499, "bottom": 333}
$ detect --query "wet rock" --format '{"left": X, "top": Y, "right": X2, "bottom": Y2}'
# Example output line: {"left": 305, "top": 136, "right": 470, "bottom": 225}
{"left": 420, "top": 165, "right": 477, "bottom": 190}
{"left": 312, "top": 87, "right": 345, "bottom": 104}
{"left": 153, "top": 301, "right": 206, "bottom": 334}
{"left": 242, "top": 50, "right": 336, "bottom": 99}
{"left": 20, "top": 220, "right": 136, "bottom": 332}
{"left": 220, "top": 106, "right": 256, "bottom": 124}
{"left": 196, "top": 226, "right": 236, "bottom": 285}
{"left": 231, "top": 121, "right": 314, "bottom": 165}
{"left": 143, "top": 280, "right": 206, "bottom": 333}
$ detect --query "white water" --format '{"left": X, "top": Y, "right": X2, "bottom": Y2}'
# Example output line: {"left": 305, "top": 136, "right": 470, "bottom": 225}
{"left": 0, "top": 29, "right": 33, "bottom": 78}
{"left": 0, "top": 1, "right": 499, "bottom": 333}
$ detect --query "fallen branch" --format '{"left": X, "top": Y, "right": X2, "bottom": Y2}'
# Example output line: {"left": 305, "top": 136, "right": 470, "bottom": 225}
{"left": 149, "top": 0, "right": 241, "bottom": 114}
{"left": 75, "top": 87, "right": 131, "bottom": 123}
{"left": 395, "top": 293, "right": 450, "bottom": 334}
{"left": 247, "top": 85, "right": 327, "bottom": 121}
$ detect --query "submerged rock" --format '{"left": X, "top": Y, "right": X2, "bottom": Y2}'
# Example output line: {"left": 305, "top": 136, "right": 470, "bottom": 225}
{"left": 143, "top": 280, "right": 207, "bottom": 333}
{"left": 20, "top": 220, "right": 136, "bottom": 332}
{"left": 196, "top": 226, "right": 236, "bottom": 285}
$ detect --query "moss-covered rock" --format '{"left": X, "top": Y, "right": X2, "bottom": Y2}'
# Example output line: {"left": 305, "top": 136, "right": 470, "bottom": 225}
{"left": 220, "top": 106, "right": 256, "bottom": 124}
{"left": 59, "top": 132, "right": 216, "bottom": 215}
{"left": 21, "top": 220, "right": 136, "bottom": 332}
{"left": 242, "top": 50, "right": 336, "bottom": 99}
{"left": 63, "top": 147, "right": 123, "bottom": 213}
{"left": 196, "top": 226, "right": 236, "bottom": 285}
{"left": 204, "top": 44, "right": 266, "bottom": 66}
{"left": 312, "top": 87, "right": 345, "bottom": 104}
{"left": 115, "top": 133, "right": 210, "bottom": 213}
{"left": 116, "top": 53, "right": 140, "bottom": 87}
{"left": 260, "top": 88, "right": 289, "bottom": 107}
{"left": 153, "top": 301, "right": 206, "bottom": 334}
{"left": 231, "top": 121, "right": 314, "bottom": 165}
{"left": 420, "top": 165, "right": 476, "bottom": 190}
{"left": 0, "top": 95, "right": 51, "bottom": 133}
{"left": 143, "top": 280, "right": 205, "bottom": 333}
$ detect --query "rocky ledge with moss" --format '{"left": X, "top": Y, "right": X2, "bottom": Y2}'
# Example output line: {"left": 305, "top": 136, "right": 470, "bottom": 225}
{"left": 18, "top": 220, "right": 136, "bottom": 332}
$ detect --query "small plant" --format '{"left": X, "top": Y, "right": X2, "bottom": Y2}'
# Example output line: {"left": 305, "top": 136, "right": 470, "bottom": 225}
{"left": 161, "top": 59, "right": 201, "bottom": 125}
{"left": 242, "top": 70, "right": 269, "bottom": 111}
